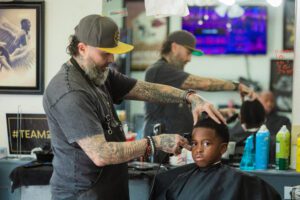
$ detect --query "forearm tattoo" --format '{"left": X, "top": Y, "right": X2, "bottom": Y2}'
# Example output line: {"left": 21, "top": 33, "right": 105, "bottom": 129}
{"left": 205, "top": 78, "right": 231, "bottom": 91}
{"left": 183, "top": 76, "right": 234, "bottom": 91}
{"left": 126, "top": 81, "right": 184, "bottom": 103}
{"left": 190, "top": 94, "right": 206, "bottom": 110}
{"left": 160, "top": 135, "right": 176, "bottom": 149}
{"left": 78, "top": 134, "right": 147, "bottom": 165}
{"left": 101, "top": 141, "right": 146, "bottom": 164}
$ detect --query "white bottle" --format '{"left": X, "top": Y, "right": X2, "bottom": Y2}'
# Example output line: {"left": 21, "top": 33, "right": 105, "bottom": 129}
{"left": 255, "top": 124, "right": 270, "bottom": 170}
{"left": 123, "top": 123, "right": 128, "bottom": 136}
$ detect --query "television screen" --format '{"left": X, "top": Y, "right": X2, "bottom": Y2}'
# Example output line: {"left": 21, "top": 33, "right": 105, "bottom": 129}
{"left": 182, "top": 6, "right": 267, "bottom": 55}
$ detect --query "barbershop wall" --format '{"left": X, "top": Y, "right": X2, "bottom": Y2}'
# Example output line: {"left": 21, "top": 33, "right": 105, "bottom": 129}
{"left": 0, "top": 0, "right": 102, "bottom": 148}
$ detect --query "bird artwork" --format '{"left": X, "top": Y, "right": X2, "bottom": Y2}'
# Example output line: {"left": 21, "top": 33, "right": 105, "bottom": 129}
{"left": 0, "top": 17, "right": 35, "bottom": 72}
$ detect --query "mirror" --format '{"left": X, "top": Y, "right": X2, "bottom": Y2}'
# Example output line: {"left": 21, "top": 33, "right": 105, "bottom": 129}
{"left": 102, "top": 0, "right": 295, "bottom": 134}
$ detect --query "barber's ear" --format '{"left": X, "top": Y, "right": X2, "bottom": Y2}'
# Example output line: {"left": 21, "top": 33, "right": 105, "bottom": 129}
{"left": 77, "top": 42, "right": 87, "bottom": 54}
{"left": 171, "top": 42, "right": 178, "bottom": 52}
{"left": 220, "top": 143, "right": 228, "bottom": 155}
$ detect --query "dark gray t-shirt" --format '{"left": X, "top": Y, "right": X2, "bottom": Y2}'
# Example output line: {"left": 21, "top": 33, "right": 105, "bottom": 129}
{"left": 144, "top": 58, "right": 191, "bottom": 136}
{"left": 43, "top": 60, "right": 136, "bottom": 199}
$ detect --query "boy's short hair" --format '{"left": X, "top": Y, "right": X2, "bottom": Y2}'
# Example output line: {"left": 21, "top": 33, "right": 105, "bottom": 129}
{"left": 193, "top": 117, "right": 229, "bottom": 143}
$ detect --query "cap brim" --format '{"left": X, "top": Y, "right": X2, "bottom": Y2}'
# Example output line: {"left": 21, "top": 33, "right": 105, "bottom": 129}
{"left": 184, "top": 45, "right": 204, "bottom": 56}
{"left": 192, "top": 50, "right": 204, "bottom": 56}
{"left": 98, "top": 41, "right": 134, "bottom": 54}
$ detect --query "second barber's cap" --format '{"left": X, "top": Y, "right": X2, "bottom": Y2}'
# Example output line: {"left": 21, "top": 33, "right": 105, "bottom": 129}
{"left": 167, "top": 30, "right": 204, "bottom": 56}
{"left": 75, "top": 14, "right": 134, "bottom": 54}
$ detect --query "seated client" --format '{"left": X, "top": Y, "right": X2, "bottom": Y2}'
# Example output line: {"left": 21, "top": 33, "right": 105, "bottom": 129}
{"left": 152, "top": 117, "right": 280, "bottom": 200}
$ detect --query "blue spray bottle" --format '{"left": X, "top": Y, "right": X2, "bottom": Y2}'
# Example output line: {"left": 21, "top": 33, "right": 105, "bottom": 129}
{"left": 240, "top": 134, "right": 255, "bottom": 171}
{"left": 255, "top": 125, "right": 270, "bottom": 170}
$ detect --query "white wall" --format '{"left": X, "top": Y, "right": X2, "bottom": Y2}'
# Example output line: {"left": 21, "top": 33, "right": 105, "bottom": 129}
{"left": 0, "top": 0, "right": 102, "bottom": 148}
{"left": 290, "top": 0, "right": 300, "bottom": 169}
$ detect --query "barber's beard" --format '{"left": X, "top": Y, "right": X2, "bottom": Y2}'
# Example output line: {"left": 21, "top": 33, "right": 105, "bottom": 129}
{"left": 168, "top": 54, "right": 186, "bottom": 70}
{"left": 84, "top": 58, "right": 109, "bottom": 86}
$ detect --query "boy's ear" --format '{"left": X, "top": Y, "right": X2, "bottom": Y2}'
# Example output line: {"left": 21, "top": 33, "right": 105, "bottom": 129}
{"left": 220, "top": 143, "right": 228, "bottom": 155}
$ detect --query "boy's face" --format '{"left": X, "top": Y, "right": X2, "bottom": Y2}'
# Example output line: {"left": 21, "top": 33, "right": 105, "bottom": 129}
{"left": 191, "top": 127, "right": 227, "bottom": 167}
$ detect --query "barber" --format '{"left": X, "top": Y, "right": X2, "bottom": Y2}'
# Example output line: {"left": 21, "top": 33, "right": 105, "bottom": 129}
{"left": 43, "top": 15, "right": 225, "bottom": 200}
{"left": 144, "top": 30, "right": 255, "bottom": 138}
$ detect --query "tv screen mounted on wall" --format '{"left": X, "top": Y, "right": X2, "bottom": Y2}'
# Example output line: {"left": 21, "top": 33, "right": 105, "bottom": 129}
{"left": 182, "top": 6, "right": 267, "bottom": 55}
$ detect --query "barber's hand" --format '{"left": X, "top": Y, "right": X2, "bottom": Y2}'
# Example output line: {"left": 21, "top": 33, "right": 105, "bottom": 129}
{"left": 219, "top": 108, "right": 236, "bottom": 118}
{"left": 187, "top": 93, "right": 226, "bottom": 125}
{"left": 153, "top": 134, "right": 191, "bottom": 155}
{"left": 238, "top": 83, "right": 257, "bottom": 101}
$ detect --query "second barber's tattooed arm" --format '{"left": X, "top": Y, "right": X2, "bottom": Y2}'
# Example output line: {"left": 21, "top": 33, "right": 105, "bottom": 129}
{"left": 182, "top": 75, "right": 256, "bottom": 100}
{"left": 77, "top": 133, "right": 188, "bottom": 166}
{"left": 181, "top": 75, "right": 237, "bottom": 91}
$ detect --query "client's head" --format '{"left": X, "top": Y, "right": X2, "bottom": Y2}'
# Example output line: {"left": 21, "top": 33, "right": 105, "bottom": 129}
{"left": 191, "top": 117, "right": 229, "bottom": 167}
{"left": 240, "top": 99, "right": 265, "bottom": 130}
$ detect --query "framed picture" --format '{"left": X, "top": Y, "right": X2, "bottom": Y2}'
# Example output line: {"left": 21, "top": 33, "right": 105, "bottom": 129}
{"left": 124, "top": 0, "right": 169, "bottom": 71}
{"left": 270, "top": 59, "right": 293, "bottom": 112}
{"left": 0, "top": 1, "right": 44, "bottom": 94}
{"left": 283, "top": 0, "right": 295, "bottom": 50}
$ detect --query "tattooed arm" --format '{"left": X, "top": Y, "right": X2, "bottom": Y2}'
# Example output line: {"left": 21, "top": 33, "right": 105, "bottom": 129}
{"left": 77, "top": 133, "right": 189, "bottom": 166}
{"left": 125, "top": 80, "right": 226, "bottom": 124}
{"left": 181, "top": 75, "right": 256, "bottom": 100}
{"left": 181, "top": 75, "right": 236, "bottom": 91}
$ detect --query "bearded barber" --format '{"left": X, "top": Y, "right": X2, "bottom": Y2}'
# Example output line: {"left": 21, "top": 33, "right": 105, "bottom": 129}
{"left": 43, "top": 15, "right": 226, "bottom": 200}
{"left": 144, "top": 30, "right": 255, "bottom": 138}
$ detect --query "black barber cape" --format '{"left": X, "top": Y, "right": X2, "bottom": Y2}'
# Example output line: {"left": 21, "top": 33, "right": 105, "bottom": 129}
{"left": 152, "top": 163, "right": 280, "bottom": 200}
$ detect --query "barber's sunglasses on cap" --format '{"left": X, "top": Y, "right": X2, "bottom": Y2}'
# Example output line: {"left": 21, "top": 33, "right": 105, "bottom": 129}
{"left": 167, "top": 30, "right": 204, "bottom": 56}
{"left": 75, "top": 14, "right": 134, "bottom": 54}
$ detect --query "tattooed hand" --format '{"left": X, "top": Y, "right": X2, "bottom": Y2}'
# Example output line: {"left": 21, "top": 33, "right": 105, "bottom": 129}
{"left": 187, "top": 93, "right": 226, "bottom": 125}
{"left": 153, "top": 134, "right": 191, "bottom": 155}
{"left": 238, "top": 83, "right": 257, "bottom": 101}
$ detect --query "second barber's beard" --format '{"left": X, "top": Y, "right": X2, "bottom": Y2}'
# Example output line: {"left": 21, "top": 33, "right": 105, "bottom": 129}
{"left": 168, "top": 54, "right": 186, "bottom": 70}
{"left": 84, "top": 58, "right": 109, "bottom": 86}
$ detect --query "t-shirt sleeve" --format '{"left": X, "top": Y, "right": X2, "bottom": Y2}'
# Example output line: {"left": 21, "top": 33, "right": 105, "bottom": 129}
{"left": 147, "top": 64, "right": 189, "bottom": 88}
{"left": 50, "top": 91, "right": 104, "bottom": 143}
{"left": 106, "top": 69, "right": 137, "bottom": 104}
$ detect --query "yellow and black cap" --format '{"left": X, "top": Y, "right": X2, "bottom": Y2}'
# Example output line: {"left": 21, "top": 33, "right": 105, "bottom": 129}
{"left": 167, "top": 30, "right": 204, "bottom": 56}
{"left": 75, "top": 14, "right": 134, "bottom": 54}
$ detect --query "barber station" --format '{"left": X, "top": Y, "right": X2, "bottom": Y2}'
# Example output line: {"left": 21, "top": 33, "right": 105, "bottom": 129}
{"left": 1, "top": 0, "right": 300, "bottom": 200}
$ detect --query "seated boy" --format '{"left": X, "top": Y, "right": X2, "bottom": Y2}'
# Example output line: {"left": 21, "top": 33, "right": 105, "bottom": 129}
{"left": 152, "top": 117, "right": 280, "bottom": 200}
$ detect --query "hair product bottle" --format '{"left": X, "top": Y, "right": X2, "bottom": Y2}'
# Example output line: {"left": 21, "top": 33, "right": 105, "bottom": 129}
{"left": 255, "top": 125, "right": 270, "bottom": 170}
{"left": 275, "top": 125, "right": 291, "bottom": 170}
{"left": 240, "top": 135, "right": 255, "bottom": 171}
{"left": 296, "top": 134, "right": 300, "bottom": 172}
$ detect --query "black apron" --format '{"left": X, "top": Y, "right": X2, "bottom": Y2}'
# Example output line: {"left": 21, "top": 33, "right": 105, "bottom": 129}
{"left": 70, "top": 58, "right": 129, "bottom": 200}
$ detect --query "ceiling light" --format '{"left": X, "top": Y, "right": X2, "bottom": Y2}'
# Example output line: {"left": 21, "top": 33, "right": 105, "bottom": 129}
{"left": 215, "top": 3, "right": 244, "bottom": 19}
{"left": 266, "top": 0, "right": 283, "bottom": 7}
{"left": 219, "top": 0, "right": 235, "bottom": 6}
{"left": 215, "top": 4, "right": 228, "bottom": 17}
{"left": 228, "top": 4, "right": 244, "bottom": 18}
